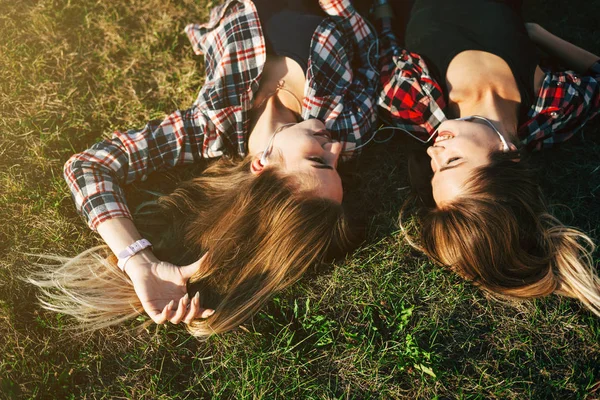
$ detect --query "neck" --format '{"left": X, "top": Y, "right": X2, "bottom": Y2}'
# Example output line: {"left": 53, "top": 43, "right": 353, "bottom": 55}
{"left": 453, "top": 89, "right": 521, "bottom": 144}
{"left": 248, "top": 96, "right": 299, "bottom": 154}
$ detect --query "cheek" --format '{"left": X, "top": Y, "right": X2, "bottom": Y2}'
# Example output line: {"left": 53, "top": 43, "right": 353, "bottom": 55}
{"left": 277, "top": 143, "right": 311, "bottom": 166}
{"left": 457, "top": 139, "right": 494, "bottom": 162}
{"left": 470, "top": 146, "right": 495, "bottom": 166}
{"left": 432, "top": 173, "right": 468, "bottom": 205}
{"left": 281, "top": 134, "right": 314, "bottom": 155}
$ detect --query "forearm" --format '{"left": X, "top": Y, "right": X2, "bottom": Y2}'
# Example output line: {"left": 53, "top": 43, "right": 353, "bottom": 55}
{"left": 527, "top": 23, "right": 600, "bottom": 73}
{"left": 96, "top": 217, "right": 212, "bottom": 324}
{"left": 63, "top": 151, "right": 133, "bottom": 229}
{"left": 65, "top": 107, "right": 208, "bottom": 229}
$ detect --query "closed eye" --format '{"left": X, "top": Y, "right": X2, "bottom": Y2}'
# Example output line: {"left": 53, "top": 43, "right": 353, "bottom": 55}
{"left": 308, "top": 156, "right": 333, "bottom": 170}
{"left": 308, "top": 156, "right": 326, "bottom": 164}
{"left": 438, "top": 157, "right": 465, "bottom": 172}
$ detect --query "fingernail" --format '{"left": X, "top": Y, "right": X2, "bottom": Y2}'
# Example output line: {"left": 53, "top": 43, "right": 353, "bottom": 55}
{"left": 207, "top": 309, "right": 215, "bottom": 316}
{"left": 194, "top": 292, "right": 200, "bottom": 302}
{"left": 183, "top": 293, "right": 189, "bottom": 301}
{"left": 168, "top": 300, "right": 175, "bottom": 309}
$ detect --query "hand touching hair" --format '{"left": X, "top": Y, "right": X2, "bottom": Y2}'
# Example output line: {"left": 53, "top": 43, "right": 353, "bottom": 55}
{"left": 30, "top": 156, "right": 353, "bottom": 336}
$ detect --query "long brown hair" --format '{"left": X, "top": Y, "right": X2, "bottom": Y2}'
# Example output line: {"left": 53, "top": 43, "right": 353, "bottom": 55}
{"left": 404, "top": 152, "right": 600, "bottom": 315}
{"left": 30, "top": 156, "right": 353, "bottom": 336}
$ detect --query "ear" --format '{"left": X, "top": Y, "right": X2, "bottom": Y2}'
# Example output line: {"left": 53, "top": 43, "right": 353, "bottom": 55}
{"left": 507, "top": 142, "right": 521, "bottom": 162}
{"left": 250, "top": 156, "right": 266, "bottom": 176}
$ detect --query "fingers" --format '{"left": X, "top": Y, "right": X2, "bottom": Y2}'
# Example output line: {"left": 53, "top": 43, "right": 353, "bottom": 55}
{"left": 180, "top": 253, "right": 209, "bottom": 280}
{"left": 147, "top": 296, "right": 188, "bottom": 325}
{"left": 183, "top": 292, "right": 199, "bottom": 325}
{"left": 167, "top": 293, "right": 190, "bottom": 324}
{"left": 183, "top": 292, "right": 215, "bottom": 324}
{"left": 147, "top": 293, "right": 215, "bottom": 325}
{"left": 148, "top": 300, "right": 175, "bottom": 324}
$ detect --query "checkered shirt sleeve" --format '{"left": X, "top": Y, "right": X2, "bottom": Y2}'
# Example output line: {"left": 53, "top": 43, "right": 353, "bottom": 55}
{"left": 185, "top": 0, "right": 266, "bottom": 156}
{"left": 64, "top": 107, "right": 211, "bottom": 229}
{"left": 65, "top": 0, "right": 381, "bottom": 230}
{"left": 376, "top": 22, "right": 447, "bottom": 140}
{"left": 520, "top": 60, "right": 600, "bottom": 150}
{"left": 66, "top": 1, "right": 264, "bottom": 230}
{"left": 303, "top": 0, "right": 379, "bottom": 157}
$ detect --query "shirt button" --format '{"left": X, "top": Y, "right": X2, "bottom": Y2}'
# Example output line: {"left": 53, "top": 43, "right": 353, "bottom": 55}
{"left": 550, "top": 111, "right": 558, "bottom": 118}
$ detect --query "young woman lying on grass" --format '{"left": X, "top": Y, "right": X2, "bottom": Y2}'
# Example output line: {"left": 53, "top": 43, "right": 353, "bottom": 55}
{"left": 30, "top": 0, "right": 379, "bottom": 336}
{"left": 375, "top": 0, "right": 600, "bottom": 314}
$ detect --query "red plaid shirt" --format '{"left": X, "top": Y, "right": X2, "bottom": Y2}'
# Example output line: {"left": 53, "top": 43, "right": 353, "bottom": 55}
{"left": 65, "top": 0, "right": 379, "bottom": 229}
{"left": 377, "top": 23, "right": 600, "bottom": 151}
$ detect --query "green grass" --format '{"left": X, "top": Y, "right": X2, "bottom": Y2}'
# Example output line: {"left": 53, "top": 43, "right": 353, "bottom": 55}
{"left": 1, "top": 0, "right": 599, "bottom": 398}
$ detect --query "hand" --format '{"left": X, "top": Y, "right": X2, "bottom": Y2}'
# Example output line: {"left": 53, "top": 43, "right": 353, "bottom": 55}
{"left": 124, "top": 252, "right": 215, "bottom": 324}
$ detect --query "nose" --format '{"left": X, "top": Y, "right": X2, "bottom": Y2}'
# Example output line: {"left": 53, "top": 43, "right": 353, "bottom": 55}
{"left": 312, "top": 119, "right": 326, "bottom": 129}
{"left": 326, "top": 140, "right": 343, "bottom": 169}
{"left": 426, "top": 145, "right": 443, "bottom": 171}
{"left": 426, "top": 144, "right": 443, "bottom": 157}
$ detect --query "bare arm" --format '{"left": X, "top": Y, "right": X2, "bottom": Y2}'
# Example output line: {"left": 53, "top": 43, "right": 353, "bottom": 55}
{"left": 526, "top": 23, "right": 600, "bottom": 74}
{"left": 97, "top": 218, "right": 214, "bottom": 324}
{"left": 63, "top": 103, "right": 219, "bottom": 325}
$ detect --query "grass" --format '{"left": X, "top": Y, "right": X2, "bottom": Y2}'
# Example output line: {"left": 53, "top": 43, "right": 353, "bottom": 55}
{"left": 1, "top": 0, "right": 599, "bottom": 398}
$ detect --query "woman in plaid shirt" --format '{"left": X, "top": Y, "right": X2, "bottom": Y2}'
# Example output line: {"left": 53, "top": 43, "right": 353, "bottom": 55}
{"left": 376, "top": 0, "right": 600, "bottom": 315}
{"left": 33, "top": 0, "right": 380, "bottom": 336}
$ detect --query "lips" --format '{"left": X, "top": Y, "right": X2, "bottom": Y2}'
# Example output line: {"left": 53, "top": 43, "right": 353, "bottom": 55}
{"left": 434, "top": 130, "right": 455, "bottom": 144}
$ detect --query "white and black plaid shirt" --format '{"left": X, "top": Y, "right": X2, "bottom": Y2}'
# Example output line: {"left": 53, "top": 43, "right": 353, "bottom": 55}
{"left": 65, "top": 0, "right": 379, "bottom": 229}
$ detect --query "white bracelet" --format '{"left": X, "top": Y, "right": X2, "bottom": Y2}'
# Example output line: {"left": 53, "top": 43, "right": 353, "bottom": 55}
{"left": 116, "top": 239, "right": 152, "bottom": 271}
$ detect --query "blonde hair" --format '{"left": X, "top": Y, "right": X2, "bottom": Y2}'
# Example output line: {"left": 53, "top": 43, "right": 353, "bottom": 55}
{"left": 404, "top": 153, "right": 600, "bottom": 315}
{"left": 29, "top": 156, "right": 352, "bottom": 336}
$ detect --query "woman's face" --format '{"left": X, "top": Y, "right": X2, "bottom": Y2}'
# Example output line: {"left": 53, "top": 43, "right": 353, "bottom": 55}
{"left": 262, "top": 119, "right": 344, "bottom": 203}
{"left": 427, "top": 119, "right": 509, "bottom": 206}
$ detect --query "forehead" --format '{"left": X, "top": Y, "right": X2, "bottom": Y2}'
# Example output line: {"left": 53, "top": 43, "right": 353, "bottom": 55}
{"left": 432, "top": 158, "right": 491, "bottom": 205}
{"left": 287, "top": 167, "right": 343, "bottom": 203}
{"left": 433, "top": 168, "right": 469, "bottom": 205}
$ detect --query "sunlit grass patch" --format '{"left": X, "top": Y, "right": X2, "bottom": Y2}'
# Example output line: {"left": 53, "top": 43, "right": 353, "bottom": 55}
{"left": 1, "top": 0, "right": 599, "bottom": 398}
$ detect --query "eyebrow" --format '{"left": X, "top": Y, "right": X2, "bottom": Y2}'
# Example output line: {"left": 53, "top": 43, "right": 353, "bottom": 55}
{"left": 439, "top": 164, "right": 461, "bottom": 172}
